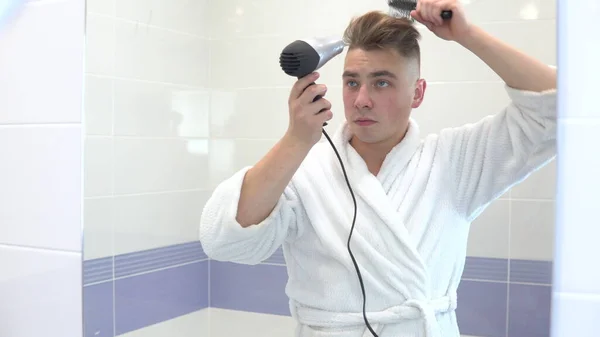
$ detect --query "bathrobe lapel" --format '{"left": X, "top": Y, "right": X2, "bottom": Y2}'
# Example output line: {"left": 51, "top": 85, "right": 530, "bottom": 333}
{"left": 330, "top": 120, "right": 430, "bottom": 293}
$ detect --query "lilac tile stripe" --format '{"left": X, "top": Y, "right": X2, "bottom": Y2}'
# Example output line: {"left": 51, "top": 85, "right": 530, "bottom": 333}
{"left": 508, "top": 284, "right": 552, "bottom": 337}
{"left": 456, "top": 280, "right": 507, "bottom": 337}
{"left": 509, "top": 259, "right": 553, "bottom": 284}
{"left": 115, "top": 260, "right": 209, "bottom": 335}
{"left": 462, "top": 257, "right": 508, "bottom": 281}
{"left": 83, "top": 281, "right": 114, "bottom": 337}
{"left": 115, "top": 241, "right": 207, "bottom": 278}
{"left": 211, "top": 261, "right": 291, "bottom": 316}
{"left": 83, "top": 256, "right": 113, "bottom": 285}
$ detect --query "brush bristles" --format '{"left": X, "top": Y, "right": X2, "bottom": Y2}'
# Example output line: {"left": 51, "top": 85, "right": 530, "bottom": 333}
{"left": 388, "top": 7, "right": 414, "bottom": 20}
{"left": 388, "top": 0, "right": 416, "bottom": 20}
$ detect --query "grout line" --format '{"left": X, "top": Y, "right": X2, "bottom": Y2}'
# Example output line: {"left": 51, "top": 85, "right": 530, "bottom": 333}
{"left": 505, "top": 195, "right": 512, "bottom": 337}
{"left": 84, "top": 188, "right": 212, "bottom": 199}
{"left": 0, "top": 122, "right": 81, "bottom": 128}
{"left": 84, "top": 72, "right": 209, "bottom": 89}
{"left": 110, "top": 7, "right": 117, "bottom": 336}
{"left": 0, "top": 242, "right": 81, "bottom": 255}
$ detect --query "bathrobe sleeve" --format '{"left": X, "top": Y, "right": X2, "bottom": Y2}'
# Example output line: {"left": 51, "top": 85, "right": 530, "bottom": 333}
{"left": 199, "top": 166, "right": 303, "bottom": 265}
{"left": 440, "top": 83, "right": 557, "bottom": 221}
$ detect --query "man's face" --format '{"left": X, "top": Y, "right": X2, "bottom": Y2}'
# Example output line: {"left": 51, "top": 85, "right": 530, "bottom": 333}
{"left": 342, "top": 47, "right": 426, "bottom": 146}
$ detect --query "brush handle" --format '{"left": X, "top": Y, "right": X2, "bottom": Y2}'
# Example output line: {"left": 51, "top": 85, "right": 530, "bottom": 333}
{"left": 441, "top": 10, "right": 452, "bottom": 19}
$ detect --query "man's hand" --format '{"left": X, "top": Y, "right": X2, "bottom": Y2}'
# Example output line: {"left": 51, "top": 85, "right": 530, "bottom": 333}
{"left": 410, "top": 0, "right": 472, "bottom": 43}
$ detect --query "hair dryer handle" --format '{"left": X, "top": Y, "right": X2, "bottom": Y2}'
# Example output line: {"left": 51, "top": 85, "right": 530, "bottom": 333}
{"left": 306, "top": 82, "right": 328, "bottom": 126}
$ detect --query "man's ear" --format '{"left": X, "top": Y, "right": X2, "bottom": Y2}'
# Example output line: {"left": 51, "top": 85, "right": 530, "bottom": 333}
{"left": 411, "top": 78, "right": 426, "bottom": 108}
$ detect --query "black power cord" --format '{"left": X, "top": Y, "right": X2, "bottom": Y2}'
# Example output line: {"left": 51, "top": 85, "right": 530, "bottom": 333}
{"left": 321, "top": 128, "right": 379, "bottom": 337}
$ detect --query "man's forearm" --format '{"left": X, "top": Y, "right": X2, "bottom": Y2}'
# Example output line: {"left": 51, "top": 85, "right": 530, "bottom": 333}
{"left": 456, "top": 25, "right": 556, "bottom": 92}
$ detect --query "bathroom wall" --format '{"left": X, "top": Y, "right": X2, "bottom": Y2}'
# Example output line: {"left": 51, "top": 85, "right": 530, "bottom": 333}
{"left": 82, "top": 0, "right": 211, "bottom": 335}
{"left": 0, "top": 0, "right": 84, "bottom": 336}
{"left": 207, "top": 0, "right": 557, "bottom": 337}
{"left": 82, "top": 0, "right": 557, "bottom": 336}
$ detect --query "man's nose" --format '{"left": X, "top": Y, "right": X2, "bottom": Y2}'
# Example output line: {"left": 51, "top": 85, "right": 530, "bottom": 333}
{"left": 354, "top": 85, "right": 373, "bottom": 109}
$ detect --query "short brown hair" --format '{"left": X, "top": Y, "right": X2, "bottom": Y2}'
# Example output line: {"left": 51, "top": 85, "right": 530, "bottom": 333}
{"left": 343, "top": 10, "right": 421, "bottom": 66}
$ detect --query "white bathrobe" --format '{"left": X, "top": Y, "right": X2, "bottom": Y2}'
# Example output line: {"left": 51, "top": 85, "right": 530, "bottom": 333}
{"left": 199, "top": 84, "right": 557, "bottom": 337}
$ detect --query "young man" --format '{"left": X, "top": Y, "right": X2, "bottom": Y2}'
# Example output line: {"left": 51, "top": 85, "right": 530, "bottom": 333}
{"left": 199, "top": 0, "right": 556, "bottom": 336}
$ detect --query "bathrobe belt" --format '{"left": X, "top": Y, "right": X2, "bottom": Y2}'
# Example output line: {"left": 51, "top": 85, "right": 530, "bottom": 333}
{"left": 294, "top": 292, "right": 457, "bottom": 337}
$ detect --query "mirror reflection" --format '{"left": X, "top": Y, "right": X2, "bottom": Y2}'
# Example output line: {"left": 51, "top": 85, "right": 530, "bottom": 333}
{"left": 82, "top": 0, "right": 556, "bottom": 336}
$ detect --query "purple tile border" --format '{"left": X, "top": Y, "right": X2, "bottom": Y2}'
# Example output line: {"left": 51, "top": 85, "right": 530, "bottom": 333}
{"left": 81, "top": 241, "right": 554, "bottom": 337}
{"left": 463, "top": 257, "right": 508, "bottom": 281}
{"left": 115, "top": 260, "right": 209, "bottom": 335}
{"left": 210, "top": 261, "right": 291, "bottom": 316}
{"left": 508, "top": 284, "right": 552, "bottom": 337}
{"left": 456, "top": 280, "right": 508, "bottom": 337}
{"left": 115, "top": 241, "right": 207, "bottom": 278}
{"left": 83, "top": 281, "right": 114, "bottom": 337}
{"left": 83, "top": 256, "right": 113, "bottom": 285}
{"left": 83, "top": 241, "right": 208, "bottom": 285}
{"left": 510, "top": 259, "right": 553, "bottom": 284}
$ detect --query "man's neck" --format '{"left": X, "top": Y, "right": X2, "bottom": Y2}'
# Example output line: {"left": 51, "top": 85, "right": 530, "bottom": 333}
{"left": 350, "top": 127, "right": 409, "bottom": 176}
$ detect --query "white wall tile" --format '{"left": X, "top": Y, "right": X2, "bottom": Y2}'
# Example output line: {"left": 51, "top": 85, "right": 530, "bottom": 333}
{"left": 113, "top": 190, "right": 210, "bottom": 255}
{"left": 83, "top": 197, "right": 114, "bottom": 260}
{"left": 463, "top": 0, "right": 556, "bottom": 22}
{"left": 114, "top": 20, "right": 210, "bottom": 87}
{"left": 84, "top": 75, "right": 113, "bottom": 136}
{"left": 0, "top": 245, "right": 82, "bottom": 337}
{"left": 115, "top": 0, "right": 210, "bottom": 37}
{"left": 113, "top": 138, "right": 209, "bottom": 194}
{"left": 0, "top": 126, "right": 82, "bottom": 252}
{"left": 510, "top": 200, "right": 555, "bottom": 261}
{"left": 209, "top": 139, "right": 278, "bottom": 189}
{"left": 85, "top": 14, "right": 115, "bottom": 76}
{"left": 87, "top": 0, "right": 114, "bottom": 16}
{"left": 84, "top": 136, "right": 113, "bottom": 197}
{"left": 0, "top": 0, "right": 84, "bottom": 124}
{"left": 551, "top": 293, "right": 600, "bottom": 337}
{"left": 113, "top": 80, "right": 210, "bottom": 138}
{"left": 468, "top": 200, "right": 510, "bottom": 259}
{"left": 511, "top": 160, "right": 556, "bottom": 200}
{"left": 414, "top": 82, "right": 510, "bottom": 137}
{"left": 554, "top": 120, "right": 600, "bottom": 294}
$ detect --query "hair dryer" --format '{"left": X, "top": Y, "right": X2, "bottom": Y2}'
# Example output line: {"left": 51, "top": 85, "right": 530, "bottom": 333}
{"left": 279, "top": 36, "right": 346, "bottom": 126}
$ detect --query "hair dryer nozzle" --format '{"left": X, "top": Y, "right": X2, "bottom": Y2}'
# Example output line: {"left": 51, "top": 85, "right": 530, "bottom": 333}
{"left": 279, "top": 36, "right": 345, "bottom": 78}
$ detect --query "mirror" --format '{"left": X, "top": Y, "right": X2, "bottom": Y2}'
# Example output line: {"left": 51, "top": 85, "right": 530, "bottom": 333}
{"left": 81, "top": 0, "right": 556, "bottom": 336}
